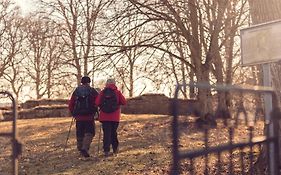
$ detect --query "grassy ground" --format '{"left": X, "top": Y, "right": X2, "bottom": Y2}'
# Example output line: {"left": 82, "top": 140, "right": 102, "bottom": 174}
{"left": 0, "top": 114, "right": 264, "bottom": 175}
{"left": 0, "top": 115, "right": 173, "bottom": 175}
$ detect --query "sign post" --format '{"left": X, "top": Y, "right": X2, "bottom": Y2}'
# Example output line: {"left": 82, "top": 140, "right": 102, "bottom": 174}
{"left": 241, "top": 20, "right": 281, "bottom": 175}
{"left": 263, "top": 64, "right": 276, "bottom": 175}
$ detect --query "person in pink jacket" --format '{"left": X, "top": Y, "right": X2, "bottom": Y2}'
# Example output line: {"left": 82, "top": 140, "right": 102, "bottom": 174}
{"left": 95, "top": 78, "right": 126, "bottom": 157}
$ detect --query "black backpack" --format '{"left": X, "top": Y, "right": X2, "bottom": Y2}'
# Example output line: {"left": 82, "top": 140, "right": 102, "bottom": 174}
{"left": 72, "top": 86, "right": 98, "bottom": 116}
{"left": 100, "top": 88, "right": 119, "bottom": 113}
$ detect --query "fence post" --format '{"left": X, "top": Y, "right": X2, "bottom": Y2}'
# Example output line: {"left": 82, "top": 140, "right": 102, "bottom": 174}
{"left": 271, "top": 107, "right": 280, "bottom": 175}
{"left": 0, "top": 91, "right": 22, "bottom": 175}
{"left": 171, "top": 85, "right": 180, "bottom": 175}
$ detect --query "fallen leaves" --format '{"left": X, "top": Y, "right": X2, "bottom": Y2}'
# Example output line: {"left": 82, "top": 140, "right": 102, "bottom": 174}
{"left": 0, "top": 115, "right": 264, "bottom": 174}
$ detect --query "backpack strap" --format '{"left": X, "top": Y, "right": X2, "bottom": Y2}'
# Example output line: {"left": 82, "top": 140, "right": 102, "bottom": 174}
{"left": 74, "top": 86, "right": 91, "bottom": 96}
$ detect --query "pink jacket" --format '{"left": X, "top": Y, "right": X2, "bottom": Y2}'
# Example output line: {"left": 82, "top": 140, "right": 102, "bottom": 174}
{"left": 95, "top": 84, "right": 126, "bottom": 122}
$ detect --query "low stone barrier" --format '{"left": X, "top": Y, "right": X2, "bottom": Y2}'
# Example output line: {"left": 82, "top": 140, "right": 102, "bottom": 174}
{"left": 2, "top": 105, "right": 70, "bottom": 121}
{"left": 121, "top": 93, "right": 199, "bottom": 115}
{"left": 21, "top": 99, "right": 68, "bottom": 109}
{"left": 1, "top": 94, "right": 199, "bottom": 120}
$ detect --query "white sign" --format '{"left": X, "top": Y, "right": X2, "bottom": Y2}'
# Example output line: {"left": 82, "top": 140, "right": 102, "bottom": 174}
{"left": 240, "top": 20, "right": 281, "bottom": 66}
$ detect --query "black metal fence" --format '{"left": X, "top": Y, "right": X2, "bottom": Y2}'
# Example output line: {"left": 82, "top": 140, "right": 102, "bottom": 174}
{"left": 0, "top": 91, "right": 22, "bottom": 175}
{"left": 171, "top": 83, "right": 280, "bottom": 175}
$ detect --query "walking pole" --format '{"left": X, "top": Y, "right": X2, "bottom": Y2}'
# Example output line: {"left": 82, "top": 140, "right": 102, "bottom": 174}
{"left": 63, "top": 117, "right": 74, "bottom": 153}
{"left": 97, "top": 111, "right": 102, "bottom": 155}
{"left": 97, "top": 123, "right": 102, "bottom": 155}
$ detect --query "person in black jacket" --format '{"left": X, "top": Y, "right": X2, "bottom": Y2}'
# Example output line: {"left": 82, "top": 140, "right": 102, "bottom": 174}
{"left": 68, "top": 76, "right": 99, "bottom": 158}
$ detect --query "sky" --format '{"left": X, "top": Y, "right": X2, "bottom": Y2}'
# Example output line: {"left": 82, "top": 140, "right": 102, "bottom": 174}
{"left": 14, "top": 0, "right": 35, "bottom": 14}
{"left": 10, "top": 0, "right": 173, "bottom": 100}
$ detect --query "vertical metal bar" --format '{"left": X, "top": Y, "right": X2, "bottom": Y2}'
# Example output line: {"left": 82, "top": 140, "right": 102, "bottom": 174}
{"left": 217, "top": 152, "right": 222, "bottom": 175}
{"left": 171, "top": 85, "right": 180, "bottom": 175}
{"left": 190, "top": 158, "right": 194, "bottom": 174}
{"left": 228, "top": 127, "right": 234, "bottom": 174}
{"left": 249, "top": 127, "right": 254, "bottom": 175}
{"left": 239, "top": 147, "right": 245, "bottom": 175}
{"left": 204, "top": 129, "right": 209, "bottom": 175}
{"left": 266, "top": 123, "right": 272, "bottom": 175}
{"left": 11, "top": 93, "right": 18, "bottom": 175}
{"left": 0, "top": 91, "right": 20, "bottom": 175}
{"left": 271, "top": 107, "right": 280, "bottom": 175}
{"left": 262, "top": 64, "right": 276, "bottom": 175}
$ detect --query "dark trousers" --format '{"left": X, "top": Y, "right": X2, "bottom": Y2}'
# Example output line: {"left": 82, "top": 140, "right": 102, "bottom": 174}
{"left": 76, "top": 120, "right": 95, "bottom": 137}
{"left": 101, "top": 121, "right": 119, "bottom": 153}
{"left": 76, "top": 121, "right": 95, "bottom": 151}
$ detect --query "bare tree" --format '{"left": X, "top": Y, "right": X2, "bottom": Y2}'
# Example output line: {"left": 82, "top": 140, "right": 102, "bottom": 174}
{"left": 2, "top": 9, "right": 26, "bottom": 101}
{"left": 39, "top": 0, "right": 112, "bottom": 85}
{"left": 0, "top": 0, "right": 17, "bottom": 78}
{"left": 44, "top": 22, "right": 67, "bottom": 98}
{"left": 109, "top": 0, "right": 249, "bottom": 116}
{"left": 101, "top": 2, "right": 153, "bottom": 97}
{"left": 23, "top": 16, "right": 48, "bottom": 99}
{"left": 23, "top": 15, "right": 65, "bottom": 99}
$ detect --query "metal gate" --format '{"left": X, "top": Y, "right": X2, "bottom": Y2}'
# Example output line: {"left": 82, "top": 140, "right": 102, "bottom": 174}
{"left": 0, "top": 91, "right": 22, "bottom": 175}
{"left": 170, "top": 83, "right": 280, "bottom": 175}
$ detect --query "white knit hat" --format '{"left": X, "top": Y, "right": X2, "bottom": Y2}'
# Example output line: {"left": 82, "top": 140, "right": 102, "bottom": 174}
{"left": 106, "top": 78, "right": 116, "bottom": 85}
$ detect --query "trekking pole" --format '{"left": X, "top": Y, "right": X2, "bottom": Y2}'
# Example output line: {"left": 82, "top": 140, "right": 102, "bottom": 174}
{"left": 63, "top": 117, "right": 74, "bottom": 153}
{"left": 97, "top": 111, "right": 102, "bottom": 155}
{"left": 97, "top": 123, "right": 102, "bottom": 155}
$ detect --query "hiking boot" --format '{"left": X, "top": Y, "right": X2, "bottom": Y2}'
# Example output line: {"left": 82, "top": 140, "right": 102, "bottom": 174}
{"left": 104, "top": 152, "right": 110, "bottom": 157}
{"left": 77, "top": 137, "right": 83, "bottom": 151}
{"left": 82, "top": 133, "right": 93, "bottom": 151}
{"left": 113, "top": 147, "right": 119, "bottom": 154}
{"left": 80, "top": 150, "right": 90, "bottom": 158}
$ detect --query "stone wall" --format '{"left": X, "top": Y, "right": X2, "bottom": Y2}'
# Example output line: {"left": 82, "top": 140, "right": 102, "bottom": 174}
{"left": 1, "top": 94, "right": 199, "bottom": 120}
{"left": 122, "top": 94, "right": 170, "bottom": 114}
{"left": 122, "top": 93, "right": 199, "bottom": 115}
{"left": 21, "top": 99, "right": 68, "bottom": 109}
{"left": 3, "top": 105, "right": 70, "bottom": 120}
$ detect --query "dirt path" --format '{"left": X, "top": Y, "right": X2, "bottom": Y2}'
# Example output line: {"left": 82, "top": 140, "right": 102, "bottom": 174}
{"left": 0, "top": 114, "right": 264, "bottom": 174}
{"left": 0, "top": 115, "right": 172, "bottom": 175}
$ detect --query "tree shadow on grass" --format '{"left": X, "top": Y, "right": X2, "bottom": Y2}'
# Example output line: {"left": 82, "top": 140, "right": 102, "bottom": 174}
{"left": 1, "top": 115, "right": 186, "bottom": 174}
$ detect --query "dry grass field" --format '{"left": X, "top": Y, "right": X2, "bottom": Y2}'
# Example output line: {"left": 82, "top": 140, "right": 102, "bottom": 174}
{"left": 0, "top": 114, "right": 264, "bottom": 175}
